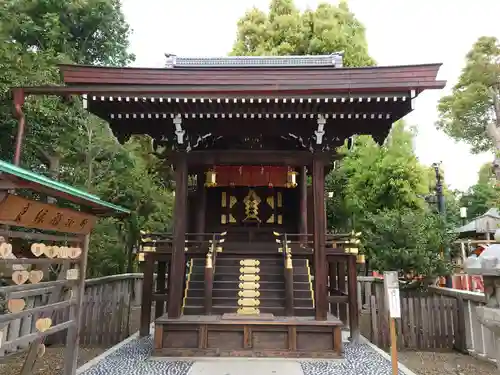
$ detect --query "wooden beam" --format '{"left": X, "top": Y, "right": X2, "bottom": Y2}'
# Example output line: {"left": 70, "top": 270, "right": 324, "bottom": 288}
{"left": 168, "top": 150, "right": 336, "bottom": 167}
{"left": 167, "top": 154, "right": 188, "bottom": 318}
{"left": 313, "top": 157, "right": 328, "bottom": 320}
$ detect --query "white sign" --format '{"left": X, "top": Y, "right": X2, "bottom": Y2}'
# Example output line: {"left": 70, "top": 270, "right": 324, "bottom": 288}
{"left": 387, "top": 288, "right": 401, "bottom": 318}
{"left": 384, "top": 271, "right": 401, "bottom": 318}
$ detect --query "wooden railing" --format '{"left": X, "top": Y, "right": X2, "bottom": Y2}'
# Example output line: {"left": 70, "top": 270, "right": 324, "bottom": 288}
{"left": 357, "top": 276, "right": 497, "bottom": 366}
{"left": 0, "top": 273, "right": 146, "bottom": 356}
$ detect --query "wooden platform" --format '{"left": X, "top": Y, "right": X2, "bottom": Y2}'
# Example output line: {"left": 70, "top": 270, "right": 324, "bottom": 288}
{"left": 153, "top": 314, "right": 344, "bottom": 358}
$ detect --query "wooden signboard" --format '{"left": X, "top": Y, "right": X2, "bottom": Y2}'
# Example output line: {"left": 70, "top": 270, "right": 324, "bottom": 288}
{"left": 0, "top": 194, "right": 97, "bottom": 234}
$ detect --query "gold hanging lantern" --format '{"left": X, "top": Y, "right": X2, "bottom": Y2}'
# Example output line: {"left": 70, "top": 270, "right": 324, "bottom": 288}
{"left": 357, "top": 254, "right": 365, "bottom": 264}
{"left": 205, "top": 169, "right": 217, "bottom": 187}
{"left": 286, "top": 168, "right": 298, "bottom": 188}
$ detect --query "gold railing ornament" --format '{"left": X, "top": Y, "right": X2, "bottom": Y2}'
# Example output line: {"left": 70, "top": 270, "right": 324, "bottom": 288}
{"left": 345, "top": 231, "right": 361, "bottom": 255}
{"left": 205, "top": 253, "right": 213, "bottom": 268}
{"left": 285, "top": 253, "right": 293, "bottom": 269}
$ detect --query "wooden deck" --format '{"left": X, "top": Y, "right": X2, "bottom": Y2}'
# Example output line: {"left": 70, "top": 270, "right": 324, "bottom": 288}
{"left": 153, "top": 314, "right": 344, "bottom": 358}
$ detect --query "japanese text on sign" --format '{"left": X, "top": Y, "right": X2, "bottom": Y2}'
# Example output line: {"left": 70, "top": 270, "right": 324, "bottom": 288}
{"left": 0, "top": 194, "right": 97, "bottom": 234}
{"left": 384, "top": 271, "right": 401, "bottom": 318}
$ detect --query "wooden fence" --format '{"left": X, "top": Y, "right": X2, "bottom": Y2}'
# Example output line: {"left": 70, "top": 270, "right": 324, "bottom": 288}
{"left": 357, "top": 276, "right": 497, "bottom": 366}
{"left": 0, "top": 273, "right": 145, "bottom": 356}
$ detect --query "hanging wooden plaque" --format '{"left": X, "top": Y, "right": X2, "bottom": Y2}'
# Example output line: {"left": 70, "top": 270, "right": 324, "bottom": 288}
{"left": 0, "top": 243, "right": 12, "bottom": 258}
{"left": 0, "top": 194, "right": 97, "bottom": 234}
{"left": 7, "top": 299, "right": 25, "bottom": 313}
{"left": 35, "top": 318, "right": 52, "bottom": 332}
{"left": 28, "top": 270, "right": 44, "bottom": 284}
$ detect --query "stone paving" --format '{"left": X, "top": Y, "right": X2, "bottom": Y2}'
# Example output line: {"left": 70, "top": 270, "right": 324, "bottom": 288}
{"left": 79, "top": 335, "right": 409, "bottom": 375}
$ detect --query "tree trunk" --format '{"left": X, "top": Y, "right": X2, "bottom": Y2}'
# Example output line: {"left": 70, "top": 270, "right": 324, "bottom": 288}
{"left": 488, "top": 88, "right": 500, "bottom": 180}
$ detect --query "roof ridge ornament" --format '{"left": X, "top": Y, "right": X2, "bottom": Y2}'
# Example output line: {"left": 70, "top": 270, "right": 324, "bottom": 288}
{"left": 164, "top": 53, "right": 343, "bottom": 68}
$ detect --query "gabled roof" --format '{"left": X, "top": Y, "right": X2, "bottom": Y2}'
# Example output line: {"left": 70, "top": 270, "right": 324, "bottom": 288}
{"left": 0, "top": 160, "right": 130, "bottom": 217}
{"left": 456, "top": 208, "right": 500, "bottom": 234}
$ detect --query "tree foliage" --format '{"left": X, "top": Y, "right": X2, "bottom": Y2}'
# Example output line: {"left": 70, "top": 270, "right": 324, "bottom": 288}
{"left": 0, "top": 0, "right": 135, "bottom": 66}
{"left": 326, "top": 122, "right": 454, "bottom": 280}
{"left": 460, "top": 162, "right": 500, "bottom": 219}
{"left": 231, "top": 0, "right": 374, "bottom": 67}
{"left": 437, "top": 36, "right": 500, "bottom": 154}
{"left": 0, "top": 0, "right": 172, "bottom": 277}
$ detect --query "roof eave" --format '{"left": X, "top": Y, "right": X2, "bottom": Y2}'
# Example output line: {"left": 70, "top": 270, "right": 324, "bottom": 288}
{"left": 0, "top": 161, "right": 130, "bottom": 217}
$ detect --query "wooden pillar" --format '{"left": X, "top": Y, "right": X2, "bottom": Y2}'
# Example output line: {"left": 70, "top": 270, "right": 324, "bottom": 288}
{"left": 139, "top": 253, "right": 154, "bottom": 336}
{"left": 195, "top": 172, "right": 207, "bottom": 242}
{"left": 338, "top": 260, "right": 347, "bottom": 323}
{"left": 63, "top": 234, "right": 90, "bottom": 375}
{"left": 312, "top": 158, "right": 328, "bottom": 320}
{"left": 299, "top": 166, "right": 308, "bottom": 243}
{"left": 347, "top": 254, "right": 360, "bottom": 342}
{"left": 167, "top": 155, "right": 188, "bottom": 319}
{"left": 328, "top": 261, "right": 338, "bottom": 316}
{"left": 13, "top": 89, "right": 25, "bottom": 166}
{"left": 155, "top": 261, "right": 167, "bottom": 318}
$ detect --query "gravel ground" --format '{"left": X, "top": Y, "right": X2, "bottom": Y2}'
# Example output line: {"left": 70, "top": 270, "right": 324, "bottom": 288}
{"left": 0, "top": 346, "right": 105, "bottom": 375}
{"left": 398, "top": 351, "right": 498, "bottom": 375}
{"left": 0, "top": 306, "right": 143, "bottom": 375}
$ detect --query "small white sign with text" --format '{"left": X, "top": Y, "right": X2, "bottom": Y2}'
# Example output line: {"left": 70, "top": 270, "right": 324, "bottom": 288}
{"left": 384, "top": 271, "right": 401, "bottom": 318}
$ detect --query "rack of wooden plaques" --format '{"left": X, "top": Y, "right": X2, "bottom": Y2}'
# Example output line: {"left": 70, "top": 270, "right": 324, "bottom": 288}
{"left": 0, "top": 193, "right": 95, "bottom": 375}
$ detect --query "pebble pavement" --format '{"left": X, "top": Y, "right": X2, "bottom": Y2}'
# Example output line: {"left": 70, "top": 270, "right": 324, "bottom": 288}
{"left": 79, "top": 335, "right": 408, "bottom": 375}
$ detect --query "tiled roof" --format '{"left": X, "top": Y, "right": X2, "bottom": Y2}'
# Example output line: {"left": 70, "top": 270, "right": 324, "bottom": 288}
{"left": 165, "top": 53, "right": 344, "bottom": 68}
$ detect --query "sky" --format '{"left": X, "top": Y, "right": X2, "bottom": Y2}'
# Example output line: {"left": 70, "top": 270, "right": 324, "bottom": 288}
{"left": 120, "top": 0, "right": 500, "bottom": 191}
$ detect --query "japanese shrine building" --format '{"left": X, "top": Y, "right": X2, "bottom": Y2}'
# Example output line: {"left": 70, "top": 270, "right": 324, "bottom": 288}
{"left": 13, "top": 53, "right": 445, "bottom": 358}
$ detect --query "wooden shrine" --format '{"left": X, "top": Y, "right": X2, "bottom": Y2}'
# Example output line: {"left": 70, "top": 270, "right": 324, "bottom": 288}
{"left": 12, "top": 53, "right": 446, "bottom": 358}
{"left": 0, "top": 160, "right": 129, "bottom": 374}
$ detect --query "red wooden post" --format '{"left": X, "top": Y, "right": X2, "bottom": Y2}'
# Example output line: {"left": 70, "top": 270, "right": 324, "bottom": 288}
{"left": 13, "top": 89, "right": 25, "bottom": 166}
{"left": 312, "top": 158, "right": 328, "bottom": 320}
{"left": 167, "top": 155, "right": 188, "bottom": 319}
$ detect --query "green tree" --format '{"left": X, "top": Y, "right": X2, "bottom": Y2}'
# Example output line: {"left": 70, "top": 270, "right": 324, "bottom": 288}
{"left": 363, "top": 209, "right": 454, "bottom": 286}
{"left": 231, "top": 0, "right": 374, "bottom": 67}
{"left": 326, "top": 122, "right": 453, "bottom": 281}
{"left": 0, "top": 1, "right": 175, "bottom": 276}
{"left": 460, "top": 162, "right": 500, "bottom": 219}
{"left": 0, "top": 0, "right": 135, "bottom": 65}
{"left": 437, "top": 36, "right": 500, "bottom": 177}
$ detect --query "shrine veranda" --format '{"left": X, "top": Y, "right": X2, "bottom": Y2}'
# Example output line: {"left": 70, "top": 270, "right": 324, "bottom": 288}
{"left": 10, "top": 54, "right": 446, "bottom": 358}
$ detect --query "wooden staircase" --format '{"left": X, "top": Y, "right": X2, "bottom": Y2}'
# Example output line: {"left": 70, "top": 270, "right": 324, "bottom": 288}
{"left": 183, "top": 254, "right": 315, "bottom": 316}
